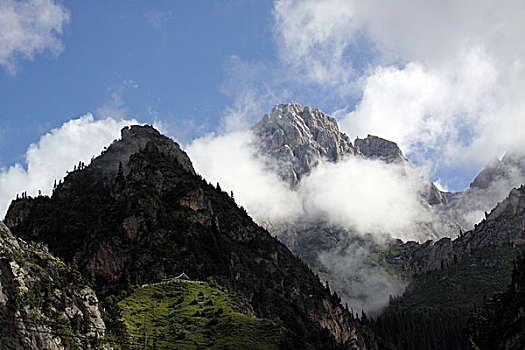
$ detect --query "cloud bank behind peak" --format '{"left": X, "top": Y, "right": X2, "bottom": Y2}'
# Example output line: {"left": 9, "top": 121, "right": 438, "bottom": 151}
{"left": 0, "top": 115, "right": 137, "bottom": 217}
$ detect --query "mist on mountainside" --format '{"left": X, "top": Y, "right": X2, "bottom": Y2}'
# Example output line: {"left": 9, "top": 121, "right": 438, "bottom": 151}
{"left": 186, "top": 103, "right": 525, "bottom": 315}
{"left": 317, "top": 241, "right": 408, "bottom": 316}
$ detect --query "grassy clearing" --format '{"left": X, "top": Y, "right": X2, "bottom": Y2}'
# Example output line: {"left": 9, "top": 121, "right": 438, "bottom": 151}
{"left": 118, "top": 280, "right": 287, "bottom": 349}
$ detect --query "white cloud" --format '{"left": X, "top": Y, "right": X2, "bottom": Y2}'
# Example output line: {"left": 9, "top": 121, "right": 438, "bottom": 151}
{"left": 187, "top": 128, "right": 436, "bottom": 242}
{"left": 272, "top": 0, "right": 362, "bottom": 95}
{"left": 272, "top": 0, "right": 525, "bottom": 189}
{"left": 339, "top": 51, "right": 501, "bottom": 175}
{"left": 0, "top": 0, "right": 70, "bottom": 73}
{"left": 186, "top": 130, "right": 303, "bottom": 223}
{"left": 299, "top": 157, "right": 431, "bottom": 240}
{"left": 0, "top": 115, "right": 137, "bottom": 217}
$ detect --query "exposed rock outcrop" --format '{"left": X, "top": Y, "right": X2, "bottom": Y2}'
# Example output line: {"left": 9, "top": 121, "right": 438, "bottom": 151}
{"left": 0, "top": 222, "right": 107, "bottom": 350}
{"left": 445, "top": 152, "right": 525, "bottom": 228}
{"left": 410, "top": 185, "right": 525, "bottom": 272}
{"left": 82, "top": 124, "right": 195, "bottom": 185}
{"left": 354, "top": 135, "right": 407, "bottom": 164}
{"left": 253, "top": 102, "right": 357, "bottom": 187}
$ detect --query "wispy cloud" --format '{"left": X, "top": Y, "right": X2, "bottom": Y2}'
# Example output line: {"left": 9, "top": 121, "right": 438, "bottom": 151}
{"left": 187, "top": 126, "right": 438, "bottom": 242}
{"left": 146, "top": 10, "right": 174, "bottom": 32}
{"left": 96, "top": 79, "right": 138, "bottom": 120}
{"left": 0, "top": 0, "right": 70, "bottom": 73}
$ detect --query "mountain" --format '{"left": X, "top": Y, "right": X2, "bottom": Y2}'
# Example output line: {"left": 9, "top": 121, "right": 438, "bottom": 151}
{"left": 372, "top": 185, "right": 525, "bottom": 349}
{"left": 252, "top": 103, "right": 454, "bottom": 242}
{"left": 5, "top": 125, "right": 377, "bottom": 349}
{"left": 251, "top": 102, "right": 460, "bottom": 314}
{"left": 445, "top": 152, "right": 525, "bottom": 228}
{"left": 467, "top": 250, "right": 525, "bottom": 349}
{"left": 0, "top": 222, "right": 106, "bottom": 350}
{"left": 252, "top": 102, "right": 407, "bottom": 188}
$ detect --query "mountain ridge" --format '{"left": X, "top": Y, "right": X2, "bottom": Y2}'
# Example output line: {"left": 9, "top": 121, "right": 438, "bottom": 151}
{"left": 5, "top": 124, "right": 377, "bottom": 349}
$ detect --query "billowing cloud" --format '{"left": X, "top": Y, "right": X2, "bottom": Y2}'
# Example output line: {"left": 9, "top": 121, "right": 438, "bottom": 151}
{"left": 186, "top": 130, "right": 303, "bottom": 223}
{"left": 272, "top": 0, "right": 525, "bottom": 190}
{"left": 0, "top": 0, "right": 70, "bottom": 73}
{"left": 339, "top": 52, "right": 501, "bottom": 175}
{"left": 187, "top": 129, "right": 437, "bottom": 242}
{"left": 299, "top": 157, "right": 431, "bottom": 240}
{"left": 272, "top": 0, "right": 361, "bottom": 93}
{"left": 0, "top": 115, "right": 137, "bottom": 217}
{"left": 186, "top": 126, "right": 433, "bottom": 314}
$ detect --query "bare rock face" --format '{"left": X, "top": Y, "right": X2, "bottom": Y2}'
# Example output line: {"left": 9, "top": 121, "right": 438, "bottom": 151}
{"left": 253, "top": 103, "right": 448, "bottom": 208}
{"left": 253, "top": 102, "right": 356, "bottom": 186}
{"left": 422, "top": 185, "right": 525, "bottom": 271}
{"left": 445, "top": 152, "right": 525, "bottom": 228}
{"left": 0, "top": 222, "right": 107, "bottom": 350}
{"left": 86, "top": 124, "right": 195, "bottom": 184}
{"left": 469, "top": 153, "right": 525, "bottom": 191}
{"left": 252, "top": 103, "right": 455, "bottom": 241}
{"left": 354, "top": 135, "right": 407, "bottom": 164}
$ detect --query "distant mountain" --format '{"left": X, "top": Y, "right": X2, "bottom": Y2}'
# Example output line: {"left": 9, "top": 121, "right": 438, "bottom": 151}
{"left": 0, "top": 222, "right": 106, "bottom": 350}
{"left": 445, "top": 152, "right": 525, "bottom": 228}
{"left": 252, "top": 103, "right": 453, "bottom": 240}
{"left": 252, "top": 102, "right": 408, "bottom": 187}
{"left": 5, "top": 125, "right": 377, "bottom": 349}
{"left": 251, "top": 102, "right": 460, "bottom": 313}
{"left": 373, "top": 185, "right": 525, "bottom": 349}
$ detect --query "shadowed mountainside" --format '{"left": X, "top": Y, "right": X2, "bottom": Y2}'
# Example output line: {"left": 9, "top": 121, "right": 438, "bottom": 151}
{"left": 5, "top": 125, "right": 377, "bottom": 349}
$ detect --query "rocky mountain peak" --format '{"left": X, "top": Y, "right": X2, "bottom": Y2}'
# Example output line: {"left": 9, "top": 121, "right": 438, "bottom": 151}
{"left": 253, "top": 102, "right": 356, "bottom": 186}
{"left": 470, "top": 152, "right": 525, "bottom": 190}
{"left": 253, "top": 103, "right": 414, "bottom": 188}
{"left": 354, "top": 134, "right": 408, "bottom": 164}
{"left": 85, "top": 124, "right": 195, "bottom": 184}
{"left": 423, "top": 185, "right": 525, "bottom": 271}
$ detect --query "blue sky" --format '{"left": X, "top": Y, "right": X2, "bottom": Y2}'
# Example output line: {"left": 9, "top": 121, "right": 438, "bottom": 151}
{"left": 0, "top": 1, "right": 277, "bottom": 164}
{"left": 1, "top": 0, "right": 525, "bottom": 216}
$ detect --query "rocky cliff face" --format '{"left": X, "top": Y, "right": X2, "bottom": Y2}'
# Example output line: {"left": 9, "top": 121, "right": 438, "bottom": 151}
{"left": 253, "top": 103, "right": 449, "bottom": 214}
{"left": 384, "top": 186, "right": 525, "bottom": 275}
{"left": 252, "top": 103, "right": 460, "bottom": 315}
{"left": 354, "top": 135, "right": 406, "bottom": 164}
{"left": 445, "top": 152, "right": 525, "bottom": 228}
{"left": 253, "top": 102, "right": 357, "bottom": 187}
{"left": 0, "top": 222, "right": 106, "bottom": 350}
{"left": 421, "top": 185, "right": 525, "bottom": 271}
{"left": 76, "top": 124, "right": 195, "bottom": 185}
{"left": 5, "top": 125, "right": 377, "bottom": 349}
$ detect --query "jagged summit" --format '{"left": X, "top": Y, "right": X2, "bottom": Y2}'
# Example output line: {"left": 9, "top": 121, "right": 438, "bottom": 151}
{"left": 469, "top": 152, "right": 525, "bottom": 190}
{"left": 253, "top": 102, "right": 410, "bottom": 186}
{"left": 253, "top": 102, "right": 356, "bottom": 186}
{"left": 87, "top": 124, "right": 195, "bottom": 183}
{"left": 355, "top": 134, "right": 407, "bottom": 164}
